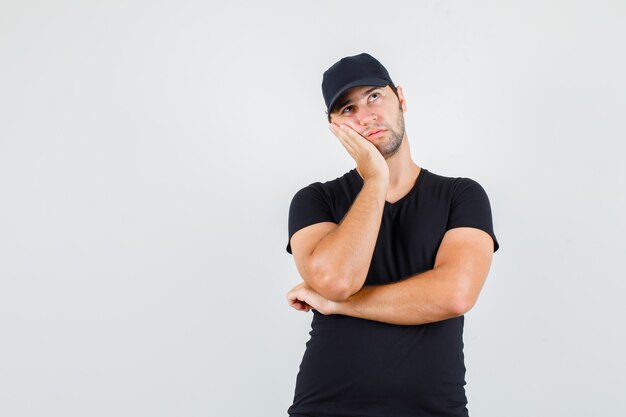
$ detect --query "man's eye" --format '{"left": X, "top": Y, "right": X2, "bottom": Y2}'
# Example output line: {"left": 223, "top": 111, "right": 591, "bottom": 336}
{"left": 369, "top": 93, "right": 380, "bottom": 101}
{"left": 341, "top": 106, "right": 353, "bottom": 114}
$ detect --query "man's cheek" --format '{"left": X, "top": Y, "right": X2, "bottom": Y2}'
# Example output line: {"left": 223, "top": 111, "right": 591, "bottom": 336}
{"left": 340, "top": 122, "right": 360, "bottom": 133}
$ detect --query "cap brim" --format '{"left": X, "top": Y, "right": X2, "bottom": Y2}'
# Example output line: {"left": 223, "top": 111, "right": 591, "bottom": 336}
{"left": 326, "top": 77, "right": 392, "bottom": 114}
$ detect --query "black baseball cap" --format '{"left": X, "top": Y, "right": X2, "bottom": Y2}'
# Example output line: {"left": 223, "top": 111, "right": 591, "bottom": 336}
{"left": 322, "top": 52, "right": 395, "bottom": 115}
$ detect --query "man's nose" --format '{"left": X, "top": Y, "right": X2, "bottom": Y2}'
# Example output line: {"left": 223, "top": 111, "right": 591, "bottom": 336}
{"left": 356, "top": 108, "right": 377, "bottom": 125}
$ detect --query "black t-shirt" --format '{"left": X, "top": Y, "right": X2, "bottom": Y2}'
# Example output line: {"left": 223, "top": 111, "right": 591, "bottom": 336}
{"left": 286, "top": 167, "right": 499, "bottom": 417}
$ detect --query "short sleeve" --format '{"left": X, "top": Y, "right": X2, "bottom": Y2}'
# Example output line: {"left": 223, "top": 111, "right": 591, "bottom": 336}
{"left": 286, "top": 184, "right": 336, "bottom": 254}
{"left": 446, "top": 178, "right": 500, "bottom": 252}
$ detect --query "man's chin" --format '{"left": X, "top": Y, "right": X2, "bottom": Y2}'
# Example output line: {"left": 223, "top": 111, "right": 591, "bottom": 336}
{"left": 379, "top": 140, "right": 402, "bottom": 159}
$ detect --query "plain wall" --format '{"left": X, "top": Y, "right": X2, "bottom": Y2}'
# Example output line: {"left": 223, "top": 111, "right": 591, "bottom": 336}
{"left": 1, "top": 1, "right": 625, "bottom": 416}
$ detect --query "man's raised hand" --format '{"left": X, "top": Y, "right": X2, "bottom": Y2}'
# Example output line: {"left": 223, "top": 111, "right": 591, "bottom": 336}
{"left": 329, "top": 123, "right": 389, "bottom": 185}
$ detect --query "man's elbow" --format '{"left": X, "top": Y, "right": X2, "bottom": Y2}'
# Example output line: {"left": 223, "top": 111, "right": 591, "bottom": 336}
{"left": 448, "top": 278, "right": 478, "bottom": 316}
{"left": 448, "top": 296, "right": 475, "bottom": 317}
{"left": 447, "top": 283, "right": 480, "bottom": 316}
{"left": 301, "top": 274, "right": 351, "bottom": 302}
{"left": 308, "top": 257, "right": 363, "bottom": 301}
{"left": 315, "top": 273, "right": 358, "bottom": 302}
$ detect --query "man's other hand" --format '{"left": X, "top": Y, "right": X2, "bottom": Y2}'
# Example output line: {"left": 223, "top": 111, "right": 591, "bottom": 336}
{"left": 287, "top": 282, "right": 337, "bottom": 316}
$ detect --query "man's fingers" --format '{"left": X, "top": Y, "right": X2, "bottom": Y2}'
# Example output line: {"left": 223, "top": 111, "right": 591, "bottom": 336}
{"left": 339, "top": 124, "right": 368, "bottom": 143}
{"left": 334, "top": 123, "right": 374, "bottom": 154}
{"left": 330, "top": 124, "right": 356, "bottom": 152}
{"left": 330, "top": 124, "right": 359, "bottom": 157}
{"left": 287, "top": 290, "right": 299, "bottom": 303}
{"left": 287, "top": 288, "right": 309, "bottom": 311}
{"left": 290, "top": 298, "right": 311, "bottom": 312}
{"left": 288, "top": 296, "right": 303, "bottom": 309}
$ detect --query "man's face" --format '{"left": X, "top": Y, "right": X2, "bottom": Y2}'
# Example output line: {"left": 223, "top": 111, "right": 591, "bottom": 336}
{"left": 329, "top": 85, "right": 407, "bottom": 159}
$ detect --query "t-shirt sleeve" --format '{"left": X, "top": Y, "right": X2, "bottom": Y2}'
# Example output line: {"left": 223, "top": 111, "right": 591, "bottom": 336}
{"left": 446, "top": 178, "right": 500, "bottom": 252}
{"left": 286, "top": 184, "right": 337, "bottom": 254}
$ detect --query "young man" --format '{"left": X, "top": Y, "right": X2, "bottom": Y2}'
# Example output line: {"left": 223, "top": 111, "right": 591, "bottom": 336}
{"left": 285, "top": 53, "right": 500, "bottom": 417}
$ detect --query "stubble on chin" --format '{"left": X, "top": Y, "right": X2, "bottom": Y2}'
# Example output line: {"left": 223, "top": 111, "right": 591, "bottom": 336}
{"left": 378, "top": 113, "right": 406, "bottom": 159}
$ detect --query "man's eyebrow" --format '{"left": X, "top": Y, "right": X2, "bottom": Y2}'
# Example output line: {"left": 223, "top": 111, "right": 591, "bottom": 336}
{"left": 336, "top": 87, "right": 382, "bottom": 110}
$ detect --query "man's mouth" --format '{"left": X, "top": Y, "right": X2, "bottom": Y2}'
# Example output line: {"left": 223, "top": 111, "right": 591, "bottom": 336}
{"left": 366, "top": 129, "right": 385, "bottom": 138}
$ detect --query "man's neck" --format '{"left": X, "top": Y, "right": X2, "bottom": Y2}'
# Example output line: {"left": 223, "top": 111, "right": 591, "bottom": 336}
{"left": 386, "top": 135, "right": 420, "bottom": 189}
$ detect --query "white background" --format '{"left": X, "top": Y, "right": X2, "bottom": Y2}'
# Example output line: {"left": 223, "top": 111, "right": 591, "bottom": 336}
{"left": 1, "top": 1, "right": 625, "bottom": 416}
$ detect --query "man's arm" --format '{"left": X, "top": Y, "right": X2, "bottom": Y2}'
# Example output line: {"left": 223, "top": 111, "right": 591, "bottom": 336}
{"left": 291, "top": 178, "right": 387, "bottom": 302}
{"left": 289, "top": 124, "right": 389, "bottom": 302}
{"left": 334, "top": 227, "right": 494, "bottom": 325}
{"left": 288, "top": 227, "right": 494, "bottom": 325}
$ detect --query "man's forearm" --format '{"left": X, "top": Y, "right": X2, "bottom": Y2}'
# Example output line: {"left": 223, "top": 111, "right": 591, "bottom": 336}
{"left": 310, "top": 177, "right": 387, "bottom": 300}
{"left": 333, "top": 266, "right": 467, "bottom": 326}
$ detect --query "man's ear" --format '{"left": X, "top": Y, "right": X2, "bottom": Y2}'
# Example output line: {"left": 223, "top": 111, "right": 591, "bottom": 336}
{"left": 396, "top": 85, "right": 407, "bottom": 112}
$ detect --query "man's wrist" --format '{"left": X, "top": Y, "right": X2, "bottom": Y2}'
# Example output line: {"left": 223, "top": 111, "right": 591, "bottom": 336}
{"left": 332, "top": 293, "right": 356, "bottom": 317}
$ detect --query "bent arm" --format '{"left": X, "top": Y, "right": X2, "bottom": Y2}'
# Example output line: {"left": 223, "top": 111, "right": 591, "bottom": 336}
{"left": 291, "top": 177, "right": 387, "bottom": 302}
{"left": 334, "top": 268, "right": 456, "bottom": 325}
{"left": 332, "top": 227, "right": 495, "bottom": 325}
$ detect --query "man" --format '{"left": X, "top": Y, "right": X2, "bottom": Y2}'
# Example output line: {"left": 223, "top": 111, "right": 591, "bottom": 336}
{"left": 285, "top": 53, "right": 500, "bottom": 417}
